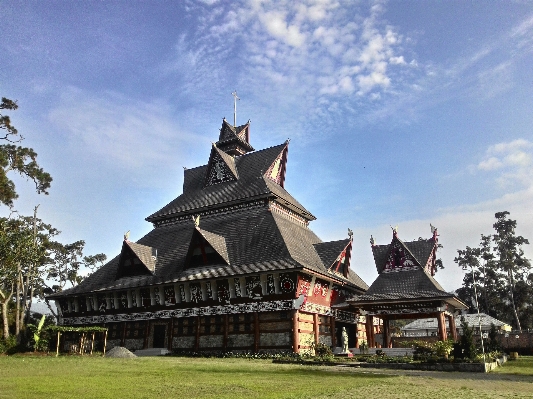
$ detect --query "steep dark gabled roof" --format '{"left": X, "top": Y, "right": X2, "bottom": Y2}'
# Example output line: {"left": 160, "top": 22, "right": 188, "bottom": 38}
{"left": 372, "top": 236, "right": 436, "bottom": 274}
{"left": 313, "top": 239, "right": 369, "bottom": 292}
{"left": 359, "top": 268, "right": 447, "bottom": 301}
{"left": 217, "top": 119, "right": 254, "bottom": 154}
{"left": 126, "top": 241, "right": 156, "bottom": 273}
{"left": 314, "top": 239, "right": 350, "bottom": 269}
{"left": 210, "top": 144, "right": 239, "bottom": 180}
{"left": 50, "top": 206, "right": 366, "bottom": 297}
{"left": 195, "top": 227, "right": 230, "bottom": 264}
{"left": 146, "top": 143, "right": 315, "bottom": 223}
{"left": 355, "top": 233, "right": 466, "bottom": 308}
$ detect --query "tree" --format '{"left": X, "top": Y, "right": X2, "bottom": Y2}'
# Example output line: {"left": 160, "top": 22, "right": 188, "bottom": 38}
{"left": 492, "top": 211, "right": 530, "bottom": 332}
{"left": 0, "top": 97, "right": 52, "bottom": 207}
{"left": 39, "top": 241, "right": 106, "bottom": 321}
{"left": 0, "top": 212, "right": 57, "bottom": 339}
{"left": 455, "top": 212, "right": 531, "bottom": 332}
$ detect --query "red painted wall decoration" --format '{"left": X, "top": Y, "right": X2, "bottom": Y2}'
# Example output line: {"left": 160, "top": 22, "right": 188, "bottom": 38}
{"left": 307, "top": 278, "right": 330, "bottom": 306}
{"left": 297, "top": 274, "right": 312, "bottom": 297}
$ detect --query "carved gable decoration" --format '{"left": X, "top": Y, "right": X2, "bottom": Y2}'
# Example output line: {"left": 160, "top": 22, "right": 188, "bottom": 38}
{"left": 116, "top": 241, "right": 156, "bottom": 279}
{"left": 264, "top": 143, "right": 288, "bottom": 187}
{"left": 383, "top": 238, "right": 420, "bottom": 273}
{"left": 205, "top": 145, "right": 238, "bottom": 187}
{"left": 185, "top": 227, "right": 230, "bottom": 268}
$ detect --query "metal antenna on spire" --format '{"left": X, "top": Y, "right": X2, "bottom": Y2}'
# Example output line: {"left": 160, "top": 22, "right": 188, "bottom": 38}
{"left": 231, "top": 90, "right": 240, "bottom": 126}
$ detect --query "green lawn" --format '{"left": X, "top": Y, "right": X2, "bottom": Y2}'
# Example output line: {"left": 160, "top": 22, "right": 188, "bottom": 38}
{"left": 1, "top": 355, "right": 532, "bottom": 399}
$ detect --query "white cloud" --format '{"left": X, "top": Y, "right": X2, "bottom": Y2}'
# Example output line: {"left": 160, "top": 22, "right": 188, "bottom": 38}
{"left": 48, "top": 87, "right": 201, "bottom": 181}
{"left": 478, "top": 157, "right": 503, "bottom": 171}
{"left": 389, "top": 55, "right": 405, "bottom": 65}
{"left": 477, "top": 139, "right": 532, "bottom": 178}
{"left": 169, "top": 0, "right": 410, "bottom": 133}
{"left": 259, "top": 10, "right": 306, "bottom": 47}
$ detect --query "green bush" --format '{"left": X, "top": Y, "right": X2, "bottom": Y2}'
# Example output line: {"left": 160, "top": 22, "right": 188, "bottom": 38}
{"left": 0, "top": 336, "right": 18, "bottom": 354}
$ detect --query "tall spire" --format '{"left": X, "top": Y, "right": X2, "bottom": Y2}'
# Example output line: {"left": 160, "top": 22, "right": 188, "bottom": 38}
{"left": 231, "top": 90, "right": 240, "bottom": 126}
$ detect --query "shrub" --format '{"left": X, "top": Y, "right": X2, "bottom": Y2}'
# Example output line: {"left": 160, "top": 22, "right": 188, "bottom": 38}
{"left": 0, "top": 336, "right": 18, "bottom": 354}
{"left": 486, "top": 323, "right": 501, "bottom": 352}
{"left": 459, "top": 317, "right": 477, "bottom": 360}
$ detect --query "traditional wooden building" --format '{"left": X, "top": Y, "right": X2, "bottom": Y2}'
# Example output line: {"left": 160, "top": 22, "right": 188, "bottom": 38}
{"left": 349, "top": 228, "right": 467, "bottom": 348}
{"left": 49, "top": 117, "right": 368, "bottom": 354}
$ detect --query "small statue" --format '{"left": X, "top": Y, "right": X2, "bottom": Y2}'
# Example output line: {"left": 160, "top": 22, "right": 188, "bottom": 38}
{"left": 341, "top": 327, "right": 349, "bottom": 353}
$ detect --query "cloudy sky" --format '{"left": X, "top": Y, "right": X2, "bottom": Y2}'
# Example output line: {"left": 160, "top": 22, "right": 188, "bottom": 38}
{"left": 1, "top": 0, "right": 532, "bottom": 292}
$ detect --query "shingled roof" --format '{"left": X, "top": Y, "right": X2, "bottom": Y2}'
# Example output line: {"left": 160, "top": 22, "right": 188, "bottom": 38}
{"left": 352, "top": 232, "right": 467, "bottom": 309}
{"left": 146, "top": 143, "right": 315, "bottom": 223}
{"left": 51, "top": 205, "right": 368, "bottom": 297}
{"left": 372, "top": 236, "right": 436, "bottom": 275}
{"left": 49, "top": 122, "right": 371, "bottom": 301}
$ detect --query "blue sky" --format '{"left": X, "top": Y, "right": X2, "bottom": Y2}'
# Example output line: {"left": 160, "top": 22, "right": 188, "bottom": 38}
{"left": 1, "top": 0, "right": 532, "bottom": 292}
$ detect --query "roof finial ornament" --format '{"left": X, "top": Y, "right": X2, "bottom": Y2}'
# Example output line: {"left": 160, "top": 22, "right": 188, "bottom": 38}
{"left": 391, "top": 225, "right": 398, "bottom": 237}
{"left": 348, "top": 228, "right": 353, "bottom": 240}
{"left": 231, "top": 90, "right": 240, "bottom": 127}
{"left": 370, "top": 235, "right": 375, "bottom": 246}
{"left": 124, "top": 230, "right": 130, "bottom": 241}
{"left": 192, "top": 214, "right": 200, "bottom": 227}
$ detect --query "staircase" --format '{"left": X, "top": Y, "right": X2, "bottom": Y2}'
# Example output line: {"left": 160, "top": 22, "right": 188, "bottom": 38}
{"left": 134, "top": 348, "right": 171, "bottom": 357}
{"left": 335, "top": 347, "right": 415, "bottom": 357}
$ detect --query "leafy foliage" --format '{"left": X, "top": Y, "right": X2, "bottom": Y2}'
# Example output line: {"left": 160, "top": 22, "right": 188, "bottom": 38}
{"left": 456, "top": 317, "right": 477, "bottom": 360}
{"left": 0, "top": 97, "right": 52, "bottom": 207}
{"left": 455, "top": 212, "right": 531, "bottom": 331}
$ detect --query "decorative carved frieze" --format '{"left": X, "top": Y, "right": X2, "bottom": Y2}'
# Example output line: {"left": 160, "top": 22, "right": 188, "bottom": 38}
{"left": 153, "top": 200, "right": 267, "bottom": 227}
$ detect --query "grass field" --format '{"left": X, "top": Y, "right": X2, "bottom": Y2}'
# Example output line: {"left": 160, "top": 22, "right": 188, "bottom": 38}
{"left": 1, "top": 355, "right": 532, "bottom": 399}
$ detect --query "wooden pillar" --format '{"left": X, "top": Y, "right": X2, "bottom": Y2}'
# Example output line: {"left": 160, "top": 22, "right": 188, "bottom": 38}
{"left": 90, "top": 332, "right": 95, "bottom": 355}
{"left": 448, "top": 315, "right": 457, "bottom": 341}
{"left": 254, "top": 312, "right": 260, "bottom": 353}
{"left": 195, "top": 316, "right": 200, "bottom": 351}
{"left": 121, "top": 322, "right": 126, "bottom": 347}
{"left": 292, "top": 310, "right": 300, "bottom": 353}
{"left": 143, "top": 321, "right": 150, "bottom": 349}
{"left": 103, "top": 330, "right": 108, "bottom": 356}
{"left": 313, "top": 313, "right": 319, "bottom": 345}
{"left": 330, "top": 316, "right": 336, "bottom": 348}
{"left": 382, "top": 318, "right": 391, "bottom": 348}
{"left": 437, "top": 312, "right": 447, "bottom": 341}
{"left": 168, "top": 318, "right": 174, "bottom": 351}
{"left": 365, "top": 315, "right": 374, "bottom": 348}
{"left": 56, "top": 331, "right": 61, "bottom": 357}
{"left": 223, "top": 314, "right": 229, "bottom": 351}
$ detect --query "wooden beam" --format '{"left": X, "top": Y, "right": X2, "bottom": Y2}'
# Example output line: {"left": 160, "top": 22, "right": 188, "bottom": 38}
{"left": 223, "top": 314, "right": 229, "bottom": 351}
{"left": 382, "top": 319, "right": 391, "bottom": 348}
{"left": 56, "top": 331, "right": 60, "bottom": 357}
{"left": 448, "top": 315, "right": 457, "bottom": 341}
{"left": 195, "top": 316, "right": 200, "bottom": 351}
{"left": 365, "top": 315, "right": 374, "bottom": 348}
{"left": 292, "top": 310, "right": 299, "bottom": 353}
{"left": 437, "top": 312, "right": 447, "bottom": 341}
{"left": 313, "top": 313, "right": 319, "bottom": 346}
{"left": 330, "top": 316, "right": 336, "bottom": 348}
{"left": 121, "top": 322, "right": 126, "bottom": 347}
{"left": 254, "top": 312, "right": 260, "bottom": 353}
{"left": 90, "top": 332, "right": 95, "bottom": 355}
{"left": 103, "top": 330, "right": 108, "bottom": 356}
{"left": 169, "top": 318, "right": 174, "bottom": 351}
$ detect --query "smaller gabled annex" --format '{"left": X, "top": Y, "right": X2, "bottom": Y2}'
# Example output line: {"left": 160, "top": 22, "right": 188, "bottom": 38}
{"left": 349, "top": 228, "right": 467, "bottom": 348}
